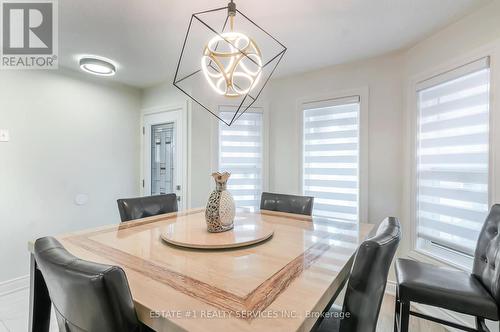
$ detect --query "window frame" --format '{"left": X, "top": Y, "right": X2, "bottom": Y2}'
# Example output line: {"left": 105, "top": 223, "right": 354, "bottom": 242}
{"left": 407, "top": 46, "right": 499, "bottom": 271}
{"left": 298, "top": 88, "right": 369, "bottom": 223}
{"left": 210, "top": 104, "right": 270, "bottom": 210}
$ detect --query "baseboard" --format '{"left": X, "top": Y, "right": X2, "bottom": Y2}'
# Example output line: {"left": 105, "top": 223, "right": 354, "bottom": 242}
{"left": 0, "top": 275, "right": 30, "bottom": 297}
{"left": 385, "top": 281, "right": 476, "bottom": 332}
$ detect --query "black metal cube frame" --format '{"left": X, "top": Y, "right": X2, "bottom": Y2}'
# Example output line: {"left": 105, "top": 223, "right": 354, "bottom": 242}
{"left": 173, "top": 5, "right": 287, "bottom": 126}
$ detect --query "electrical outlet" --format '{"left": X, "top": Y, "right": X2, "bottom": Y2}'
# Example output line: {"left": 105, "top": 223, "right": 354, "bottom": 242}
{"left": 0, "top": 129, "right": 9, "bottom": 142}
{"left": 75, "top": 194, "right": 89, "bottom": 206}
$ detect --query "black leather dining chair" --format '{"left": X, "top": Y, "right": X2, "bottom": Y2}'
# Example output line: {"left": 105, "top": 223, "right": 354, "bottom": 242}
{"left": 394, "top": 204, "right": 500, "bottom": 332}
{"left": 260, "top": 192, "right": 314, "bottom": 216}
{"left": 314, "top": 217, "right": 401, "bottom": 332}
{"left": 34, "top": 237, "right": 152, "bottom": 332}
{"left": 117, "top": 193, "right": 178, "bottom": 222}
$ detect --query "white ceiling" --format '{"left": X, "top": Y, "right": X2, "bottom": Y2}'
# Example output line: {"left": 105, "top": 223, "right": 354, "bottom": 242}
{"left": 59, "top": 0, "right": 490, "bottom": 88}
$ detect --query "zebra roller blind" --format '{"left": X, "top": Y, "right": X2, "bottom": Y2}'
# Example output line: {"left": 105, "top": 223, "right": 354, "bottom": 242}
{"left": 218, "top": 107, "right": 263, "bottom": 212}
{"left": 302, "top": 96, "right": 360, "bottom": 222}
{"left": 416, "top": 57, "right": 491, "bottom": 256}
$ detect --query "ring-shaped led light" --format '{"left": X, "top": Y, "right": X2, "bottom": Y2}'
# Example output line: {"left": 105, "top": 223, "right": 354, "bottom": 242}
{"left": 201, "top": 32, "right": 262, "bottom": 97}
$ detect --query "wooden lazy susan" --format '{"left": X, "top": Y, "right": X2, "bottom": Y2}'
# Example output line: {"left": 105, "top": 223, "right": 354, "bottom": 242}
{"left": 161, "top": 212, "right": 274, "bottom": 249}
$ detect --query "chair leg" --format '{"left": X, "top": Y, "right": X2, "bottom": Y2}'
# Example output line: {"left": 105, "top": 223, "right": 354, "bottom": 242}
{"left": 394, "top": 288, "right": 401, "bottom": 332}
{"left": 475, "top": 317, "right": 490, "bottom": 332}
{"left": 399, "top": 301, "right": 410, "bottom": 332}
{"left": 28, "top": 253, "right": 51, "bottom": 332}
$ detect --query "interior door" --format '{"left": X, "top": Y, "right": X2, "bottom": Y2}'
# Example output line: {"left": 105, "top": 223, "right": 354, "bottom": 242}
{"left": 143, "top": 110, "right": 184, "bottom": 209}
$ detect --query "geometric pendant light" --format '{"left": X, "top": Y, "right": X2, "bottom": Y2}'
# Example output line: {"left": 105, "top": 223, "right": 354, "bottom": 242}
{"left": 173, "top": 0, "right": 287, "bottom": 126}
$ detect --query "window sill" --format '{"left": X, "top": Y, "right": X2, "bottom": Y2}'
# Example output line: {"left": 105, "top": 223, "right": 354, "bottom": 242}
{"left": 407, "top": 248, "right": 472, "bottom": 273}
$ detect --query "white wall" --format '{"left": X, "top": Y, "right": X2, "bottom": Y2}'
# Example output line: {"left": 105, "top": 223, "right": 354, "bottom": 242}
{"left": 268, "top": 52, "right": 405, "bottom": 224}
{"left": 404, "top": 0, "right": 500, "bottom": 77}
{"left": 0, "top": 69, "right": 142, "bottom": 282}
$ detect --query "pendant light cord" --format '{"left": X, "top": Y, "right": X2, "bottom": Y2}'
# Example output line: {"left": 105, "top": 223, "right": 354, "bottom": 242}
{"left": 228, "top": 0, "right": 236, "bottom": 31}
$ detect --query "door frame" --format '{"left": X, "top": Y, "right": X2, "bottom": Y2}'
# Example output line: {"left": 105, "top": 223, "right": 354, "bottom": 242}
{"left": 140, "top": 102, "right": 190, "bottom": 210}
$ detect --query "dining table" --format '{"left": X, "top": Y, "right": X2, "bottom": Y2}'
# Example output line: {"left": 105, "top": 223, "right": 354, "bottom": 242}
{"left": 28, "top": 208, "right": 373, "bottom": 332}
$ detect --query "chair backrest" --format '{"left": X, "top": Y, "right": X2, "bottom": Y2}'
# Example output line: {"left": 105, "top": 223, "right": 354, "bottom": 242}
{"left": 117, "top": 193, "right": 178, "bottom": 222}
{"left": 260, "top": 192, "right": 314, "bottom": 216}
{"left": 34, "top": 237, "right": 141, "bottom": 332}
{"left": 473, "top": 204, "right": 500, "bottom": 304}
{"left": 340, "top": 217, "right": 401, "bottom": 332}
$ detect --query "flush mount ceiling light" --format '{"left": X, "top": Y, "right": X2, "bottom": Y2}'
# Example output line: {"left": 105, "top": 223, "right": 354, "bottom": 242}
{"left": 173, "top": 0, "right": 286, "bottom": 126}
{"left": 79, "top": 57, "right": 116, "bottom": 76}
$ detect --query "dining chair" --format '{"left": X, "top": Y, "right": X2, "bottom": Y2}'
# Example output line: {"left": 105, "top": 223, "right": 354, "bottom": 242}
{"left": 260, "top": 192, "right": 314, "bottom": 216}
{"left": 394, "top": 204, "right": 500, "bottom": 332}
{"left": 117, "top": 193, "right": 178, "bottom": 222}
{"left": 34, "top": 236, "right": 153, "bottom": 332}
{"left": 314, "top": 217, "right": 401, "bottom": 332}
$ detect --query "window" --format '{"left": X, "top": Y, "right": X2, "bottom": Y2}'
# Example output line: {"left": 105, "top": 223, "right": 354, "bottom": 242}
{"left": 415, "top": 57, "right": 491, "bottom": 267}
{"left": 302, "top": 96, "right": 361, "bottom": 223}
{"left": 218, "top": 107, "right": 264, "bottom": 212}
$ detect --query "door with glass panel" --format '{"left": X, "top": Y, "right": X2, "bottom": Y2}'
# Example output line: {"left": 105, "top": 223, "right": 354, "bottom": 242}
{"left": 151, "top": 123, "right": 174, "bottom": 195}
{"left": 302, "top": 96, "right": 360, "bottom": 223}
{"left": 143, "top": 110, "right": 185, "bottom": 209}
{"left": 217, "top": 107, "right": 264, "bottom": 212}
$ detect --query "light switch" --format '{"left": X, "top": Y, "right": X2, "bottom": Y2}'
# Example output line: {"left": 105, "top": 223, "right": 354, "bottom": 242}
{"left": 0, "top": 129, "right": 10, "bottom": 142}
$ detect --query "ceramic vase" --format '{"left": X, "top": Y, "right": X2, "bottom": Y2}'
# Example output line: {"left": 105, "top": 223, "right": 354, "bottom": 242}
{"left": 205, "top": 172, "right": 235, "bottom": 233}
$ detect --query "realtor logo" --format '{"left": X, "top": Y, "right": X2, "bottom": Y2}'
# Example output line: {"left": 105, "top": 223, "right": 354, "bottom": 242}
{"left": 1, "top": 0, "right": 58, "bottom": 69}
